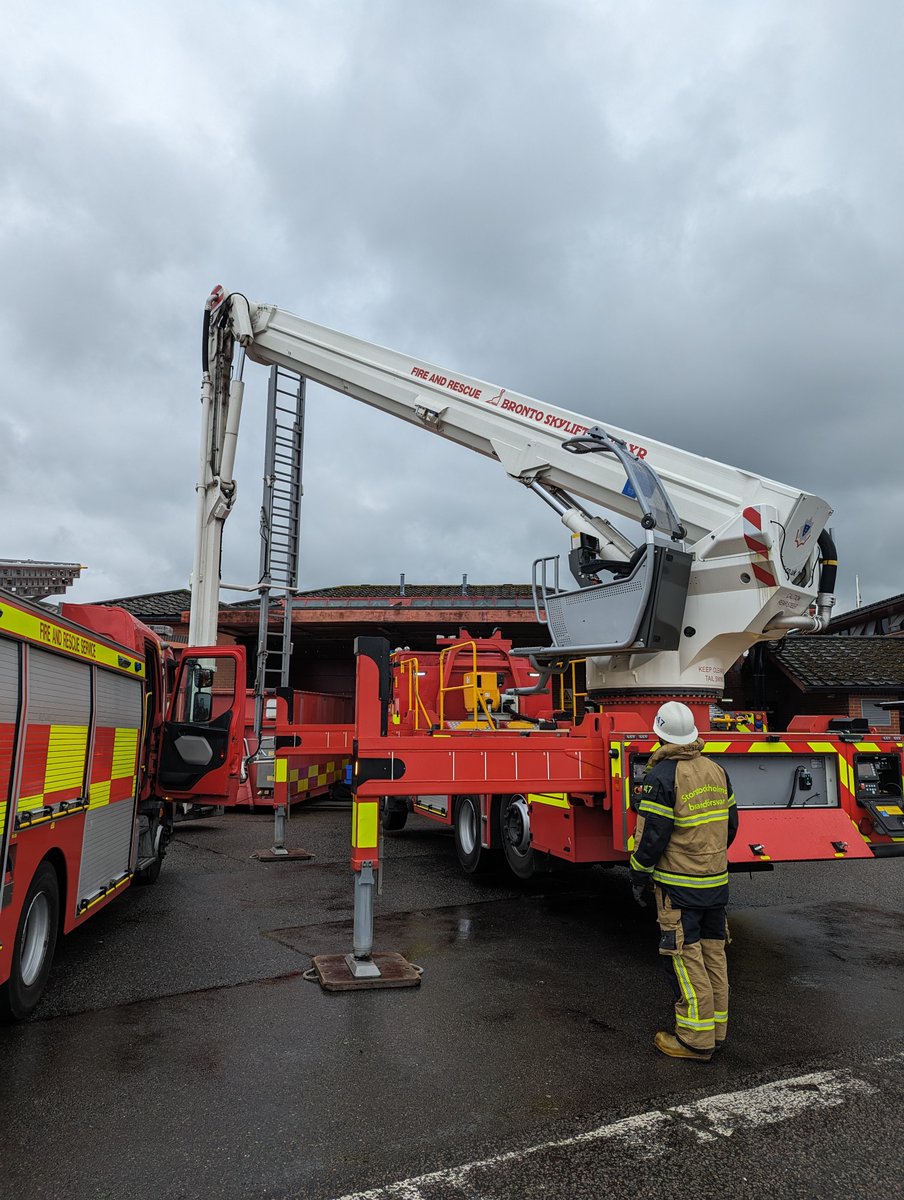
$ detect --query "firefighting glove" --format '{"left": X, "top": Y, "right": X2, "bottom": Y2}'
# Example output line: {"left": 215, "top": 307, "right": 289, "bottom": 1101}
{"left": 631, "top": 880, "right": 649, "bottom": 908}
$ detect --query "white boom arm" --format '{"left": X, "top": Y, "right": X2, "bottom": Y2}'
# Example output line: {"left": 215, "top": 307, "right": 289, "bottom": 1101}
{"left": 193, "top": 289, "right": 835, "bottom": 693}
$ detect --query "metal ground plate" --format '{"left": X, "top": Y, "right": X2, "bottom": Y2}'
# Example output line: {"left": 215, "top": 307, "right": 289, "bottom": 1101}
{"left": 312, "top": 951, "right": 422, "bottom": 991}
{"left": 251, "top": 847, "right": 314, "bottom": 862}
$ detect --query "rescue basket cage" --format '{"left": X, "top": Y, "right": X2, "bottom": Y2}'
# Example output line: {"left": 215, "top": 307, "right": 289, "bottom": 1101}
{"left": 531, "top": 428, "right": 693, "bottom": 658}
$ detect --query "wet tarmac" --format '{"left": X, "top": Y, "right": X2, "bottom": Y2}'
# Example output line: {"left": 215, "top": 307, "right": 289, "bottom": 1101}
{"left": 2, "top": 808, "right": 903, "bottom": 1199}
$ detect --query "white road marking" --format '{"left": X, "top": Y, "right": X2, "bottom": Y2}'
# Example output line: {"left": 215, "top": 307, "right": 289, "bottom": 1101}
{"left": 332, "top": 1062, "right": 884, "bottom": 1199}
{"left": 670, "top": 1069, "right": 875, "bottom": 1142}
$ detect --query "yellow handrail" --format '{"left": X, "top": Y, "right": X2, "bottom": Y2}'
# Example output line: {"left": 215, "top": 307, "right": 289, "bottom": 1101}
{"left": 438, "top": 641, "right": 497, "bottom": 730}
{"left": 396, "top": 656, "right": 433, "bottom": 731}
{"left": 555, "top": 658, "right": 587, "bottom": 724}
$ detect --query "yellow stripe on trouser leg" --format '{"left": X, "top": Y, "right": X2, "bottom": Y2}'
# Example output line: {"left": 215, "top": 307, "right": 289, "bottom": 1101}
{"left": 701, "top": 938, "right": 729, "bottom": 1043}
{"left": 672, "top": 943, "right": 716, "bottom": 1051}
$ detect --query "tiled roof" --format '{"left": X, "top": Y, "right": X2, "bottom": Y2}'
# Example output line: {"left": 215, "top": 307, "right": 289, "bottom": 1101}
{"left": 830, "top": 592, "right": 904, "bottom": 626}
{"left": 98, "top": 589, "right": 192, "bottom": 618}
{"left": 94, "top": 583, "right": 535, "bottom": 617}
{"left": 771, "top": 635, "right": 904, "bottom": 690}
{"left": 295, "top": 584, "right": 533, "bottom": 599}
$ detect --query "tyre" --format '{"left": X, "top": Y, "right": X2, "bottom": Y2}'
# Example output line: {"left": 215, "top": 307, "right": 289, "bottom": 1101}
{"left": 134, "top": 849, "right": 163, "bottom": 886}
{"left": 454, "top": 795, "right": 500, "bottom": 875}
{"left": 134, "top": 813, "right": 167, "bottom": 885}
{"left": 0, "top": 861, "right": 60, "bottom": 1023}
{"left": 498, "top": 793, "right": 536, "bottom": 880}
{"left": 381, "top": 797, "right": 409, "bottom": 832}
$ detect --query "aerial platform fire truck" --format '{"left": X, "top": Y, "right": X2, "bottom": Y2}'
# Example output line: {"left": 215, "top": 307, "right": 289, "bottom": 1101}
{"left": 197, "top": 288, "right": 903, "bottom": 976}
{"left": 0, "top": 591, "right": 245, "bottom": 1019}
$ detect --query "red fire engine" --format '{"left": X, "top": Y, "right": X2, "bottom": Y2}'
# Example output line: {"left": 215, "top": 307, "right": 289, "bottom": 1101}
{"left": 197, "top": 288, "right": 904, "bottom": 982}
{"left": 0, "top": 591, "right": 245, "bottom": 1020}
{"left": 237, "top": 690, "right": 352, "bottom": 807}
{"left": 353, "top": 629, "right": 904, "bottom": 878}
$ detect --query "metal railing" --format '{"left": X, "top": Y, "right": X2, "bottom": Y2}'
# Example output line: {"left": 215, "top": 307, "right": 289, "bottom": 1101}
{"left": 395, "top": 657, "right": 434, "bottom": 732}
{"left": 438, "top": 641, "right": 498, "bottom": 730}
{"left": 554, "top": 658, "right": 587, "bottom": 724}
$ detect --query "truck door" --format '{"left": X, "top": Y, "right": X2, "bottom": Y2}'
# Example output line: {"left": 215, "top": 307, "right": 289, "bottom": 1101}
{"left": 158, "top": 647, "right": 246, "bottom": 806}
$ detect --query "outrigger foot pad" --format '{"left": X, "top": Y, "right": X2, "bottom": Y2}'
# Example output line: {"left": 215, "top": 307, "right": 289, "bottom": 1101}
{"left": 251, "top": 847, "right": 314, "bottom": 862}
{"left": 311, "top": 951, "right": 422, "bottom": 991}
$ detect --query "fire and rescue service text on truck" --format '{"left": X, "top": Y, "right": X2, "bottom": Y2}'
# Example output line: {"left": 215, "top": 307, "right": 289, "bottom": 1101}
{"left": 0, "top": 591, "right": 245, "bottom": 1020}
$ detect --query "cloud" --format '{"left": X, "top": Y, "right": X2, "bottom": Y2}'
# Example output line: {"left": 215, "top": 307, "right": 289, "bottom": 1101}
{"left": 2, "top": 0, "right": 901, "bottom": 616}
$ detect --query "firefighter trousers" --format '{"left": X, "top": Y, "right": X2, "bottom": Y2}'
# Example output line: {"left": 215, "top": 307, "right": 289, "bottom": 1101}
{"left": 656, "top": 890, "right": 729, "bottom": 1053}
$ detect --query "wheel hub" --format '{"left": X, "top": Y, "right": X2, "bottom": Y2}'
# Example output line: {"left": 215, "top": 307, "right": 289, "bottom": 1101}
{"left": 503, "top": 795, "right": 531, "bottom": 858}
{"left": 459, "top": 798, "right": 478, "bottom": 855}
{"left": 20, "top": 892, "right": 51, "bottom": 988}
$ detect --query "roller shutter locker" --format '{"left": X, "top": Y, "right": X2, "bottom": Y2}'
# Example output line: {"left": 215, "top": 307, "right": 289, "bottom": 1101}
{"left": 79, "top": 668, "right": 143, "bottom": 906}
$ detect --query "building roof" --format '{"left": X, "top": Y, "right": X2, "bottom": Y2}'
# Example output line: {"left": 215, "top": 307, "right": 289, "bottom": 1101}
{"left": 295, "top": 583, "right": 533, "bottom": 599}
{"left": 828, "top": 591, "right": 904, "bottom": 636}
{"left": 772, "top": 635, "right": 904, "bottom": 690}
{"left": 97, "top": 589, "right": 192, "bottom": 618}
{"left": 94, "top": 583, "right": 535, "bottom": 618}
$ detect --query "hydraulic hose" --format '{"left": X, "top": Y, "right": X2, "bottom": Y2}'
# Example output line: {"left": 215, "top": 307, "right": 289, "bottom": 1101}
{"left": 764, "top": 528, "right": 838, "bottom": 634}
{"left": 817, "top": 529, "right": 838, "bottom": 597}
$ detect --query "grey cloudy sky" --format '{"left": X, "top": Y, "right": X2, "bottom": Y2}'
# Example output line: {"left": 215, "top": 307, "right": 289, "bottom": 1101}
{"left": 2, "top": 0, "right": 901, "bottom": 613}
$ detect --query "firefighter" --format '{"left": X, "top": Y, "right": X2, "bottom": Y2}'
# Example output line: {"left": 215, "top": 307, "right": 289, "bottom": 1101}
{"left": 629, "top": 701, "right": 738, "bottom": 1061}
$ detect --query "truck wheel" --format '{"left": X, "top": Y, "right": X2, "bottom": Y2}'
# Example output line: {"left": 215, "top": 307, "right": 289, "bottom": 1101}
{"left": 134, "top": 847, "right": 164, "bottom": 886}
{"left": 0, "top": 861, "right": 60, "bottom": 1023}
{"left": 135, "top": 814, "right": 167, "bottom": 885}
{"left": 454, "top": 795, "right": 500, "bottom": 874}
{"left": 498, "top": 793, "right": 536, "bottom": 880}
{"left": 381, "top": 797, "right": 409, "bottom": 832}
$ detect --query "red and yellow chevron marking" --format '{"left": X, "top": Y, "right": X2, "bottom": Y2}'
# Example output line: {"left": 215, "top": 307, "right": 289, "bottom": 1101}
{"left": 286, "top": 758, "right": 349, "bottom": 797}
{"left": 89, "top": 727, "right": 139, "bottom": 808}
{"left": 0, "top": 598, "right": 145, "bottom": 677}
{"left": 14, "top": 723, "right": 139, "bottom": 827}
{"left": 17, "top": 723, "right": 88, "bottom": 815}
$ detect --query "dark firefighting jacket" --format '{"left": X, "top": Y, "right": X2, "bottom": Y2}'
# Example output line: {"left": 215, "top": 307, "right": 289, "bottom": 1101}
{"left": 629, "top": 741, "right": 738, "bottom": 908}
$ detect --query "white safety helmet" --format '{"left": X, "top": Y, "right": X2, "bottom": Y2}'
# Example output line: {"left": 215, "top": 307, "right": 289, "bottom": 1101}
{"left": 654, "top": 701, "right": 698, "bottom": 745}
